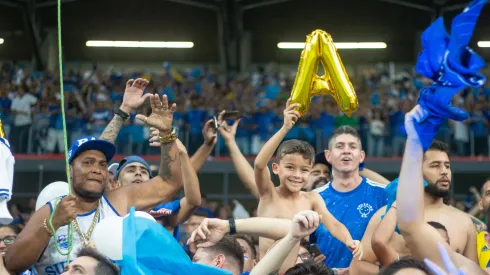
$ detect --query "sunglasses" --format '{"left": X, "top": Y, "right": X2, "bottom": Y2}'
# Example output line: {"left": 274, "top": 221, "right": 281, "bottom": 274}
{"left": 0, "top": 236, "right": 16, "bottom": 245}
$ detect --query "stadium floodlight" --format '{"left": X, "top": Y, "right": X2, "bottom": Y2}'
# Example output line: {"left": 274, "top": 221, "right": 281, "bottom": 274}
{"left": 0, "top": 38, "right": 4, "bottom": 44}
{"left": 478, "top": 41, "right": 490, "bottom": 48}
{"left": 85, "top": 40, "right": 194, "bottom": 48}
{"left": 277, "top": 42, "right": 387, "bottom": 49}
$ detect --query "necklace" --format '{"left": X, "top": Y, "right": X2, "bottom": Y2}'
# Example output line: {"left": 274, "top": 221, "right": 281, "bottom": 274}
{"left": 71, "top": 200, "right": 101, "bottom": 248}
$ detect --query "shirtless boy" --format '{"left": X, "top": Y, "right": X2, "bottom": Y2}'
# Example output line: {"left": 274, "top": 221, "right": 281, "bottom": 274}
{"left": 350, "top": 140, "right": 478, "bottom": 274}
{"left": 253, "top": 99, "right": 361, "bottom": 260}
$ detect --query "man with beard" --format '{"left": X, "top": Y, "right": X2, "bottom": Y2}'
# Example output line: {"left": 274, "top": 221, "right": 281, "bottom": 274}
{"left": 5, "top": 89, "right": 183, "bottom": 275}
{"left": 305, "top": 153, "right": 332, "bottom": 192}
{"left": 350, "top": 140, "right": 478, "bottom": 274}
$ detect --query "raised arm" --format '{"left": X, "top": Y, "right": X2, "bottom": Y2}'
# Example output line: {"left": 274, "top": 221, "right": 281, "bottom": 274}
{"left": 311, "top": 192, "right": 362, "bottom": 259}
{"left": 187, "top": 217, "right": 292, "bottom": 248}
{"left": 250, "top": 211, "right": 320, "bottom": 275}
{"left": 349, "top": 206, "right": 386, "bottom": 275}
{"left": 190, "top": 119, "right": 217, "bottom": 172}
{"left": 371, "top": 205, "right": 399, "bottom": 267}
{"left": 99, "top": 78, "right": 152, "bottom": 143}
{"left": 217, "top": 111, "right": 259, "bottom": 198}
{"left": 168, "top": 139, "right": 202, "bottom": 226}
{"left": 254, "top": 99, "right": 300, "bottom": 198}
{"left": 109, "top": 94, "right": 182, "bottom": 214}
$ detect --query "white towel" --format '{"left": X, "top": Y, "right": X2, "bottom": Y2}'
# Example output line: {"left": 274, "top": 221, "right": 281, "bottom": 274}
{"left": 0, "top": 138, "right": 14, "bottom": 224}
{"left": 232, "top": 200, "right": 250, "bottom": 219}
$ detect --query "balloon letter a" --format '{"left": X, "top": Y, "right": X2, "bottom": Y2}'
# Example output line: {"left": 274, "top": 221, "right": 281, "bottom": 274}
{"left": 290, "top": 30, "right": 358, "bottom": 117}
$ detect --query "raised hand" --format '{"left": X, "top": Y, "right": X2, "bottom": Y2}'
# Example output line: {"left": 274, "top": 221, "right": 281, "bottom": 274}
{"left": 120, "top": 78, "right": 152, "bottom": 113}
{"left": 202, "top": 119, "right": 218, "bottom": 145}
{"left": 136, "top": 94, "right": 175, "bottom": 135}
{"left": 289, "top": 210, "right": 320, "bottom": 240}
{"left": 217, "top": 110, "right": 240, "bottom": 142}
{"left": 424, "top": 243, "right": 466, "bottom": 275}
{"left": 51, "top": 194, "right": 78, "bottom": 230}
{"left": 148, "top": 127, "right": 160, "bottom": 147}
{"left": 283, "top": 98, "right": 301, "bottom": 130}
{"left": 186, "top": 218, "right": 229, "bottom": 248}
{"left": 404, "top": 105, "right": 430, "bottom": 141}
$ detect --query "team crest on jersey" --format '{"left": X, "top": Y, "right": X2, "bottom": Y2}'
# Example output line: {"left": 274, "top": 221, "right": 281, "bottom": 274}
{"left": 57, "top": 235, "right": 69, "bottom": 250}
{"left": 357, "top": 203, "right": 373, "bottom": 218}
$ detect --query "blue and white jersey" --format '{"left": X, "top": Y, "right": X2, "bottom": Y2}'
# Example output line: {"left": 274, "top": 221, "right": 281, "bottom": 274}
{"left": 35, "top": 194, "right": 120, "bottom": 275}
{"left": 310, "top": 177, "right": 388, "bottom": 268}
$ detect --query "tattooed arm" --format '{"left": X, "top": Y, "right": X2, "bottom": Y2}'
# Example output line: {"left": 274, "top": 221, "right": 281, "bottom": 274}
{"left": 99, "top": 114, "right": 125, "bottom": 143}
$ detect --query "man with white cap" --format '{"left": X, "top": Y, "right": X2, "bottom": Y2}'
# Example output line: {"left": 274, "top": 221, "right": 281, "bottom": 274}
{"left": 5, "top": 91, "right": 182, "bottom": 275}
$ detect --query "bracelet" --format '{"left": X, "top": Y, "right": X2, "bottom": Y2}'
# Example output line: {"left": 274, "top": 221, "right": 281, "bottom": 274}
{"left": 228, "top": 219, "right": 236, "bottom": 235}
{"left": 43, "top": 218, "right": 54, "bottom": 237}
{"left": 158, "top": 128, "right": 177, "bottom": 144}
{"left": 114, "top": 108, "right": 130, "bottom": 120}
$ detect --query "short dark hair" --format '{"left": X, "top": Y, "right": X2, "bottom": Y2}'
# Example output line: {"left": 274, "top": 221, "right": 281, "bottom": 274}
{"left": 427, "top": 140, "right": 449, "bottom": 154}
{"left": 379, "top": 257, "right": 431, "bottom": 275}
{"left": 0, "top": 224, "right": 20, "bottom": 235}
{"left": 328, "top": 126, "right": 362, "bottom": 150}
{"left": 205, "top": 235, "right": 244, "bottom": 273}
{"left": 285, "top": 261, "right": 335, "bottom": 275}
{"left": 427, "top": 221, "right": 448, "bottom": 233}
{"left": 192, "top": 209, "right": 210, "bottom": 218}
{"left": 276, "top": 139, "right": 315, "bottom": 163}
{"left": 77, "top": 247, "right": 119, "bottom": 275}
{"left": 313, "top": 153, "right": 332, "bottom": 171}
{"left": 235, "top": 235, "right": 257, "bottom": 259}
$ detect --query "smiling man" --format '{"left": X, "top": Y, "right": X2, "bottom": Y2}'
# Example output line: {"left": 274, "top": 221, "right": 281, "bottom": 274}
{"left": 311, "top": 126, "right": 387, "bottom": 269}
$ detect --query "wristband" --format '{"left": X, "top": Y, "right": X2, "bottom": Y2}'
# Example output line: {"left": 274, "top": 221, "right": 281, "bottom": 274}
{"left": 114, "top": 108, "right": 130, "bottom": 120}
{"left": 228, "top": 219, "right": 236, "bottom": 235}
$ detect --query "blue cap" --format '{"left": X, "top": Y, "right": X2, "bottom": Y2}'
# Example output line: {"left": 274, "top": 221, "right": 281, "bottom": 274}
{"left": 68, "top": 136, "right": 116, "bottom": 164}
{"left": 115, "top": 156, "right": 153, "bottom": 180}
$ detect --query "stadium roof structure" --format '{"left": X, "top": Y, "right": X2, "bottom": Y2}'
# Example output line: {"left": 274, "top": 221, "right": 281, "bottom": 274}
{"left": 0, "top": 0, "right": 488, "bottom": 70}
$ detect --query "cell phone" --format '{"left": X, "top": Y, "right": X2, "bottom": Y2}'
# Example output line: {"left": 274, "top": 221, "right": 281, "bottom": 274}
{"left": 308, "top": 244, "right": 322, "bottom": 257}
{"left": 222, "top": 111, "right": 241, "bottom": 120}
{"left": 213, "top": 116, "right": 218, "bottom": 131}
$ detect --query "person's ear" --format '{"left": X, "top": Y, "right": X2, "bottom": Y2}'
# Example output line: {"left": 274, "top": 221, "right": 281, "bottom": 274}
{"left": 272, "top": 163, "right": 279, "bottom": 175}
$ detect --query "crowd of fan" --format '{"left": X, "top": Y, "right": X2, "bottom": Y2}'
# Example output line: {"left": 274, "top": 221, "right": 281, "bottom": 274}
{"left": 0, "top": 61, "right": 489, "bottom": 157}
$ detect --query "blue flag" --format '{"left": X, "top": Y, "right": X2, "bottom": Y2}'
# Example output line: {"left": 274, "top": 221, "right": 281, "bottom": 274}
{"left": 412, "top": 0, "right": 487, "bottom": 151}
{"left": 116, "top": 207, "right": 232, "bottom": 275}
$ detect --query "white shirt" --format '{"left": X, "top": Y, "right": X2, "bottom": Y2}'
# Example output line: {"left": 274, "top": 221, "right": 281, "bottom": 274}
{"left": 453, "top": 121, "right": 469, "bottom": 142}
{"left": 369, "top": 120, "right": 385, "bottom": 136}
{"left": 35, "top": 195, "right": 120, "bottom": 275}
{"left": 11, "top": 94, "right": 37, "bottom": 126}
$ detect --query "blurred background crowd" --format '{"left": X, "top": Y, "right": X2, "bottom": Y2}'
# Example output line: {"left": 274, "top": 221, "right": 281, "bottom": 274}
{"left": 1, "top": 61, "right": 489, "bottom": 159}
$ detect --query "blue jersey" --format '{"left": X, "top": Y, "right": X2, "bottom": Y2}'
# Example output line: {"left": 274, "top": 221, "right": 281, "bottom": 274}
{"left": 150, "top": 199, "right": 182, "bottom": 241}
{"left": 310, "top": 177, "right": 387, "bottom": 268}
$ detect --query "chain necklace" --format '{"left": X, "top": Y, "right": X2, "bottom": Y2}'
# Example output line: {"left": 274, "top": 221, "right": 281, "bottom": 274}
{"left": 71, "top": 200, "right": 101, "bottom": 248}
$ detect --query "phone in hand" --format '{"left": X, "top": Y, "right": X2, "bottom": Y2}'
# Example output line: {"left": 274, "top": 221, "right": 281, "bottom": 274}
{"left": 222, "top": 111, "right": 241, "bottom": 120}
{"left": 308, "top": 244, "right": 323, "bottom": 257}
{"left": 212, "top": 116, "right": 218, "bottom": 132}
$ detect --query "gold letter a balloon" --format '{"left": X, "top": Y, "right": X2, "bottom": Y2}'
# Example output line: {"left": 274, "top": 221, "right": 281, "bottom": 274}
{"left": 290, "top": 30, "right": 358, "bottom": 117}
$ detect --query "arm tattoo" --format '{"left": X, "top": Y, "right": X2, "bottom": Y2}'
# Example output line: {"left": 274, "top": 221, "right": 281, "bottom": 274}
{"left": 471, "top": 216, "right": 487, "bottom": 232}
{"left": 159, "top": 142, "right": 176, "bottom": 181}
{"left": 268, "top": 271, "right": 279, "bottom": 275}
{"left": 99, "top": 115, "right": 124, "bottom": 143}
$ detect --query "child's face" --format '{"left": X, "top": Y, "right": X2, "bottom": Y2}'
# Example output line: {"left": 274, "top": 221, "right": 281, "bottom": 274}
{"left": 273, "top": 153, "right": 312, "bottom": 193}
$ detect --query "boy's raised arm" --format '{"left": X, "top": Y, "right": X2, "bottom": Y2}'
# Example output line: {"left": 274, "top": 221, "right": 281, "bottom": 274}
{"left": 254, "top": 99, "right": 300, "bottom": 198}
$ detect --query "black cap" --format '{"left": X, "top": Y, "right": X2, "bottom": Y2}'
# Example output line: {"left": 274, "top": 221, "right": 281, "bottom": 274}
{"left": 313, "top": 152, "right": 332, "bottom": 171}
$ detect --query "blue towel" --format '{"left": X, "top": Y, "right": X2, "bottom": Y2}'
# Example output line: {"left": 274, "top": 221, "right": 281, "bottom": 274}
{"left": 412, "top": 0, "right": 487, "bottom": 151}
{"left": 117, "top": 207, "right": 232, "bottom": 275}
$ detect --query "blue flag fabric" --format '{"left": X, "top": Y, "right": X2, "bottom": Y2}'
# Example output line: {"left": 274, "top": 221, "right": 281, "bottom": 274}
{"left": 382, "top": 178, "right": 429, "bottom": 234}
{"left": 117, "top": 207, "right": 232, "bottom": 275}
{"left": 412, "top": 0, "right": 487, "bottom": 151}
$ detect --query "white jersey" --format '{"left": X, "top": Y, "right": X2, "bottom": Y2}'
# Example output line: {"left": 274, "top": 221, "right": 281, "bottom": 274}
{"left": 35, "top": 194, "right": 120, "bottom": 275}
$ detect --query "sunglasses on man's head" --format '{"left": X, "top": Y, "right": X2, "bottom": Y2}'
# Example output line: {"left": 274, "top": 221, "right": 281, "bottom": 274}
{"left": 0, "top": 236, "right": 16, "bottom": 245}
